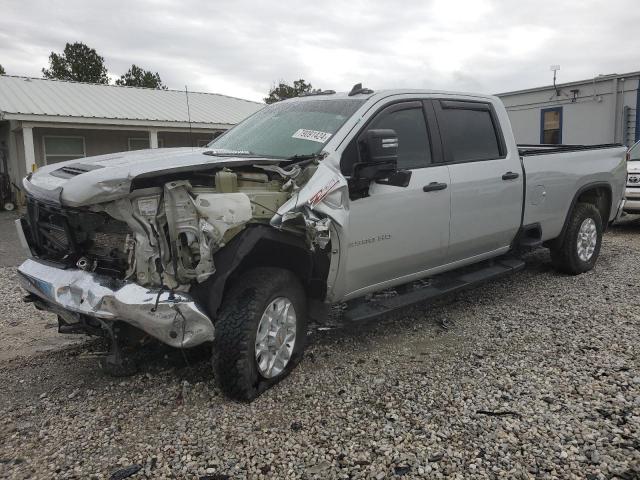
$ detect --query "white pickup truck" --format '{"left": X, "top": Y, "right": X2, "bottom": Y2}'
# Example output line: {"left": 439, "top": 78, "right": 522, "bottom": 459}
{"left": 624, "top": 139, "right": 640, "bottom": 213}
{"left": 16, "top": 85, "right": 627, "bottom": 400}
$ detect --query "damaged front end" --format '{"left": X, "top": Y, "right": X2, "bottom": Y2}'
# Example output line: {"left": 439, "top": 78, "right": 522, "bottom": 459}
{"left": 17, "top": 161, "right": 339, "bottom": 348}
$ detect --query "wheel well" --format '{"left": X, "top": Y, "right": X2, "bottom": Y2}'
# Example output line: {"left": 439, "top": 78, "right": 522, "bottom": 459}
{"left": 193, "top": 225, "right": 331, "bottom": 319}
{"left": 226, "top": 239, "right": 332, "bottom": 310}
{"left": 231, "top": 238, "right": 313, "bottom": 288}
{"left": 545, "top": 184, "right": 612, "bottom": 250}
{"left": 576, "top": 186, "right": 611, "bottom": 230}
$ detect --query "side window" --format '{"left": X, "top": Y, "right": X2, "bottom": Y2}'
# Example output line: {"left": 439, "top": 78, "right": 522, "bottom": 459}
{"left": 369, "top": 106, "right": 432, "bottom": 169}
{"left": 438, "top": 104, "right": 502, "bottom": 162}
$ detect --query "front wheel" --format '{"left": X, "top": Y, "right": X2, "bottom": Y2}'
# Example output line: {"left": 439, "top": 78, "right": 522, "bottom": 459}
{"left": 550, "top": 203, "right": 603, "bottom": 275}
{"left": 212, "top": 268, "right": 307, "bottom": 401}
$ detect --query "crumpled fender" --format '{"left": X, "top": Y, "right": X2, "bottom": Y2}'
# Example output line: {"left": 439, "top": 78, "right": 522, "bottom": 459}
{"left": 274, "top": 161, "right": 349, "bottom": 227}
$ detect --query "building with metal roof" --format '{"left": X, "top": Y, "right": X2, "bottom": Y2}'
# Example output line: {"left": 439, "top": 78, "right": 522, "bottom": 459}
{"left": 497, "top": 71, "right": 639, "bottom": 146}
{"left": 0, "top": 75, "right": 263, "bottom": 204}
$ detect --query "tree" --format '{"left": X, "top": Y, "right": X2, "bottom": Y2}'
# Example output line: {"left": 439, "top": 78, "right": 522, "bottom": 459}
{"left": 264, "top": 79, "right": 318, "bottom": 104}
{"left": 0, "top": 64, "right": 5, "bottom": 75}
{"left": 115, "top": 64, "right": 167, "bottom": 89}
{"left": 42, "top": 42, "right": 109, "bottom": 84}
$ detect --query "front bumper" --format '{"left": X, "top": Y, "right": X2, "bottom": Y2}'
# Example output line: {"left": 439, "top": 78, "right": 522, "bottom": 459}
{"left": 17, "top": 258, "right": 214, "bottom": 348}
{"left": 623, "top": 187, "right": 640, "bottom": 213}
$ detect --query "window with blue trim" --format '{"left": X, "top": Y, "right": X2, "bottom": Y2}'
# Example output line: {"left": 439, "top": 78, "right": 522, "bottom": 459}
{"left": 541, "top": 107, "right": 562, "bottom": 144}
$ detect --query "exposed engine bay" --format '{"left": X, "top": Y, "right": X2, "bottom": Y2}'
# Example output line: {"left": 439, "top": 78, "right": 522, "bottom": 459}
{"left": 23, "top": 162, "right": 332, "bottom": 292}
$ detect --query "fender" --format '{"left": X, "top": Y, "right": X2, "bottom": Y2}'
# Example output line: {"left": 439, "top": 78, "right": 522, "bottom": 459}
{"left": 192, "top": 224, "right": 314, "bottom": 319}
{"left": 555, "top": 181, "right": 612, "bottom": 244}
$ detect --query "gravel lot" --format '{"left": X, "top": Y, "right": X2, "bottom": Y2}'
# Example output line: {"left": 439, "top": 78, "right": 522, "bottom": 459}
{"left": 0, "top": 212, "right": 85, "bottom": 361}
{"left": 1, "top": 219, "right": 639, "bottom": 480}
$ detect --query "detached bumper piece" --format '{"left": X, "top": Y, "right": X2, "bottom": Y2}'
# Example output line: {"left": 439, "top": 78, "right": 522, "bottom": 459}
{"left": 17, "top": 258, "right": 214, "bottom": 348}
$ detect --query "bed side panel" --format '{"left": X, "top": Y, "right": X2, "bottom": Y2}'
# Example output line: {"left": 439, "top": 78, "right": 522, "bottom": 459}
{"left": 522, "top": 147, "right": 626, "bottom": 241}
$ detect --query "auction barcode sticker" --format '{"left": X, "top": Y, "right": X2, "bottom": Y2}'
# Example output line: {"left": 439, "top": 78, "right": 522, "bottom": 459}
{"left": 292, "top": 129, "right": 332, "bottom": 143}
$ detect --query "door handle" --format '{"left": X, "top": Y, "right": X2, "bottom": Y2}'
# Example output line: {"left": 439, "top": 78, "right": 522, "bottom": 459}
{"left": 423, "top": 182, "right": 448, "bottom": 192}
{"left": 502, "top": 171, "right": 520, "bottom": 180}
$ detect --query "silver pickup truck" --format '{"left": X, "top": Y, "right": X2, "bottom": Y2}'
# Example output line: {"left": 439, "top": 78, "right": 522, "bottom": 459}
{"left": 15, "top": 86, "right": 627, "bottom": 400}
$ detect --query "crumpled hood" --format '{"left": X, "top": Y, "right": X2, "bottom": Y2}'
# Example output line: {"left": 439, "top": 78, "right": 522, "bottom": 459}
{"left": 24, "top": 147, "right": 280, "bottom": 207}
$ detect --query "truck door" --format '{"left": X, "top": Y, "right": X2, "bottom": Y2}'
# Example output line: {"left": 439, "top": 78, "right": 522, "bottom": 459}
{"left": 434, "top": 99, "right": 522, "bottom": 262}
{"left": 342, "top": 100, "right": 451, "bottom": 297}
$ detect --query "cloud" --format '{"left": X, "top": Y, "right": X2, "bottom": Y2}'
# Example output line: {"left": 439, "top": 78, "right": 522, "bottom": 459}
{"left": 0, "top": 0, "right": 638, "bottom": 101}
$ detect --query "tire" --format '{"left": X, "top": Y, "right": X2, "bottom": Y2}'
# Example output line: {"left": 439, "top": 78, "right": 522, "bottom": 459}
{"left": 550, "top": 203, "right": 603, "bottom": 275}
{"left": 212, "top": 268, "right": 307, "bottom": 401}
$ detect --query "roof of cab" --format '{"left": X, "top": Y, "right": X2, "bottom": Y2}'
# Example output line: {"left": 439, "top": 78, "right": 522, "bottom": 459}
{"left": 283, "top": 88, "right": 498, "bottom": 103}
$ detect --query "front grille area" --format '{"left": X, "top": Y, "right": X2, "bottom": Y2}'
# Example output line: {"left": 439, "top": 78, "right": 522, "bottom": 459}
{"left": 24, "top": 197, "right": 132, "bottom": 278}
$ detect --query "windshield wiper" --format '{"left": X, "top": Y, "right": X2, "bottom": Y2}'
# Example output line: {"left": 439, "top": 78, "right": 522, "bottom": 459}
{"left": 203, "top": 149, "right": 257, "bottom": 157}
{"left": 287, "top": 153, "right": 325, "bottom": 161}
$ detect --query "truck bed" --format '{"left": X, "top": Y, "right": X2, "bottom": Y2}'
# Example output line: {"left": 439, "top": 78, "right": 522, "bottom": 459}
{"left": 520, "top": 144, "right": 627, "bottom": 242}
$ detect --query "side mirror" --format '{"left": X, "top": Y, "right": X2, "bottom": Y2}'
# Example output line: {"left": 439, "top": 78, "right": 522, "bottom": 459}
{"left": 352, "top": 129, "right": 398, "bottom": 183}
{"left": 363, "top": 129, "right": 399, "bottom": 164}
{"left": 348, "top": 128, "right": 411, "bottom": 198}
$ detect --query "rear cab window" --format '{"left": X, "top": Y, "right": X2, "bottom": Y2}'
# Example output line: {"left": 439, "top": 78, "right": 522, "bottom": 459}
{"left": 435, "top": 100, "right": 505, "bottom": 163}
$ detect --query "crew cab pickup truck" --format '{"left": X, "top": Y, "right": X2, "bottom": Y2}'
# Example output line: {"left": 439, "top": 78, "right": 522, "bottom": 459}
{"left": 16, "top": 86, "right": 627, "bottom": 400}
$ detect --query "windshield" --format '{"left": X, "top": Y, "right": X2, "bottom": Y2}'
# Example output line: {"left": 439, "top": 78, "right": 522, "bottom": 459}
{"left": 630, "top": 140, "right": 640, "bottom": 161}
{"left": 206, "top": 98, "right": 365, "bottom": 159}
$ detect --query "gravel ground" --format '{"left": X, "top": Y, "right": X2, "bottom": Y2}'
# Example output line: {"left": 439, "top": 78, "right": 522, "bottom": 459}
{"left": 1, "top": 220, "right": 639, "bottom": 479}
{"left": 0, "top": 211, "right": 86, "bottom": 361}
{"left": 0, "top": 211, "right": 24, "bottom": 268}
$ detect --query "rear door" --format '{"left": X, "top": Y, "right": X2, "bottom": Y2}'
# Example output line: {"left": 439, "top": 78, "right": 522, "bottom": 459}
{"left": 343, "top": 100, "right": 451, "bottom": 296}
{"left": 434, "top": 99, "right": 523, "bottom": 262}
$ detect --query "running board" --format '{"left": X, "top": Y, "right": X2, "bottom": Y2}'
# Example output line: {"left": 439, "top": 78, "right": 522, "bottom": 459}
{"left": 342, "top": 256, "right": 525, "bottom": 323}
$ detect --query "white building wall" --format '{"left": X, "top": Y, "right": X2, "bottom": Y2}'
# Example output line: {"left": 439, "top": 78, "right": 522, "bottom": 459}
{"left": 498, "top": 75, "right": 640, "bottom": 146}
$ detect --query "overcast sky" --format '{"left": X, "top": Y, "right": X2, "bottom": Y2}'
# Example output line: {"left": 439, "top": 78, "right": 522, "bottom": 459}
{"left": 1, "top": 0, "right": 638, "bottom": 102}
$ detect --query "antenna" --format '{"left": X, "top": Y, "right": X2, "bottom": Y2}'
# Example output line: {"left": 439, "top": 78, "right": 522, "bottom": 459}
{"left": 550, "top": 65, "right": 560, "bottom": 97}
{"left": 185, "top": 85, "right": 194, "bottom": 149}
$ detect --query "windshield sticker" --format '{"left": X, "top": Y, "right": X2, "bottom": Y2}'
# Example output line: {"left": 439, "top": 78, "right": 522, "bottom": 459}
{"left": 292, "top": 129, "right": 332, "bottom": 143}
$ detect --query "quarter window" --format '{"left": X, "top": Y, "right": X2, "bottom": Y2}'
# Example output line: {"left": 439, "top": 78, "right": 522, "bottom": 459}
{"left": 43, "top": 136, "right": 85, "bottom": 164}
{"left": 368, "top": 107, "right": 432, "bottom": 169}
{"left": 438, "top": 106, "right": 501, "bottom": 162}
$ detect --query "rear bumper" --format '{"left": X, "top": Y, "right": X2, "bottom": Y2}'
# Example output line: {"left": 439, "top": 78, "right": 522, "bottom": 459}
{"left": 17, "top": 258, "right": 214, "bottom": 348}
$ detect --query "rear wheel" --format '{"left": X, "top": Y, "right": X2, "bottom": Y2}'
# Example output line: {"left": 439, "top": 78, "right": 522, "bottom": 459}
{"left": 212, "top": 268, "right": 307, "bottom": 401}
{"left": 550, "top": 203, "right": 603, "bottom": 275}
